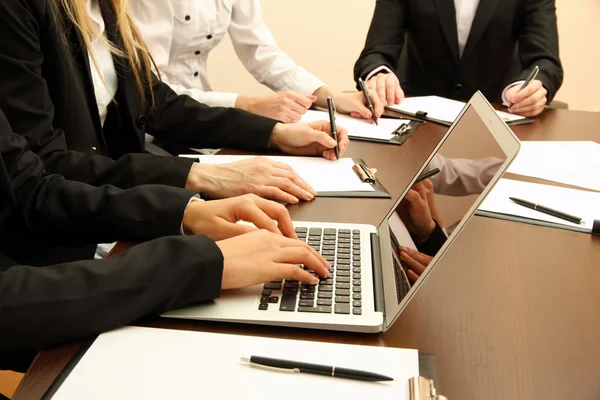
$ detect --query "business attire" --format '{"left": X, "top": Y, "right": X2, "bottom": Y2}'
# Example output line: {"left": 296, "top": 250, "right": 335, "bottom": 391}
{"left": 354, "top": 0, "right": 563, "bottom": 104}
{"left": 0, "top": 0, "right": 279, "bottom": 264}
{"left": 0, "top": 110, "right": 224, "bottom": 372}
{"left": 128, "top": 0, "right": 325, "bottom": 107}
{"left": 428, "top": 155, "right": 504, "bottom": 197}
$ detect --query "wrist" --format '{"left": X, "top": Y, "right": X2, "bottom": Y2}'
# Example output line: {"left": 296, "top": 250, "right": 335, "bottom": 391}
{"left": 185, "top": 163, "right": 218, "bottom": 198}
{"left": 235, "top": 95, "right": 254, "bottom": 113}
{"left": 268, "top": 122, "right": 285, "bottom": 149}
{"left": 182, "top": 199, "right": 203, "bottom": 235}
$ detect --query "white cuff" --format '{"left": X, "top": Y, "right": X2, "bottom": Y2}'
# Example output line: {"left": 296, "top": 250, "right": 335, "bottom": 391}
{"left": 501, "top": 81, "right": 525, "bottom": 106}
{"left": 181, "top": 195, "right": 204, "bottom": 235}
{"left": 189, "top": 90, "right": 239, "bottom": 108}
{"left": 365, "top": 65, "right": 394, "bottom": 82}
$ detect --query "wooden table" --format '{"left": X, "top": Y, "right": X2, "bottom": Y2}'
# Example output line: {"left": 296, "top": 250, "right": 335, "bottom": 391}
{"left": 13, "top": 109, "right": 600, "bottom": 400}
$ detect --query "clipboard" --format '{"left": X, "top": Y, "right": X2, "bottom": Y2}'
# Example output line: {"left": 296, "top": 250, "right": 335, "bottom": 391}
{"left": 349, "top": 119, "right": 423, "bottom": 146}
{"left": 317, "top": 158, "right": 391, "bottom": 198}
{"left": 42, "top": 340, "right": 446, "bottom": 400}
{"left": 384, "top": 105, "right": 534, "bottom": 127}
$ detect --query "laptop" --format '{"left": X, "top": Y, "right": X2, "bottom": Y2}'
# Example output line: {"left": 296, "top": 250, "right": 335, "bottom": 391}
{"left": 163, "top": 91, "right": 521, "bottom": 333}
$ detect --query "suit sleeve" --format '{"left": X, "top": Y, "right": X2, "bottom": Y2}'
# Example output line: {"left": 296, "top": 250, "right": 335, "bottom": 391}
{"left": 0, "top": 235, "right": 224, "bottom": 371}
{"left": 0, "top": 0, "right": 195, "bottom": 189}
{"left": 516, "top": 0, "right": 563, "bottom": 101}
{"left": 416, "top": 221, "right": 447, "bottom": 257}
{"left": 146, "top": 76, "right": 278, "bottom": 152}
{"left": 353, "top": 0, "right": 408, "bottom": 84}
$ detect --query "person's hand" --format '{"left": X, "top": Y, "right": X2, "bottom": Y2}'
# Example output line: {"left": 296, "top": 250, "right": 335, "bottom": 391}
{"left": 268, "top": 121, "right": 350, "bottom": 161}
{"left": 235, "top": 92, "right": 317, "bottom": 123}
{"left": 399, "top": 246, "right": 433, "bottom": 284}
{"left": 366, "top": 71, "right": 404, "bottom": 106}
{"left": 182, "top": 194, "right": 296, "bottom": 241}
{"left": 330, "top": 91, "right": 384, "bottom": 122}
{"left": 217, "top": 230, "right": 331, "bottom": 290}
{"left": 186, "top": 157, "right": 316, "bottom": 203}
{"left": 505, "top": 79, "right": 547, "bottom": 117}
{"left": 397, "top": 180, "right": 437, "bottom": 239}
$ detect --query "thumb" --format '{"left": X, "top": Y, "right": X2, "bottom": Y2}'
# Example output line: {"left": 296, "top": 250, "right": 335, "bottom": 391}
{"left": 354, "top": 103, "right": 374, "bottom": 120}
{"left": 308, "top": 128, "right": 337, "bottom": 148}
{"left": 307, "top": 95, "right": 318, "bottom": 103}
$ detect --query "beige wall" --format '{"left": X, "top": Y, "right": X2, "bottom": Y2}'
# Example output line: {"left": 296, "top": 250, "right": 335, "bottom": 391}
{"left": 209, "top": 0, "right": 600, "bottom": 112}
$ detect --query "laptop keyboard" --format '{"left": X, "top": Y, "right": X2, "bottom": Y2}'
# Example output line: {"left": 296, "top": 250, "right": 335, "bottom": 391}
{"left": 259, "top": 227, "right": 363, "bottom": 315}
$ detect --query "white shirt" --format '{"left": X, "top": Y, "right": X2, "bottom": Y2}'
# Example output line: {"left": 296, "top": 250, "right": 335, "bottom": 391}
{"left": 86, "top": 0, "right": 118, "bottom": 127}
{"left": 129, "top": 0, "right": 325, "bottom": 108}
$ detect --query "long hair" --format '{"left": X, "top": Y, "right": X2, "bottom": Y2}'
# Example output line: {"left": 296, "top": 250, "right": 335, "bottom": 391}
{"left": 51, "top": 0, "right": 158, "bottom": 108}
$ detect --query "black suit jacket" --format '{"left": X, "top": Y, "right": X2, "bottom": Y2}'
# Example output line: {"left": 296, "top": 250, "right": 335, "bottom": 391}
{"left": 0, "top": 110, "right": 224, "bottom": 371}
{"left": 0, "top": 0, "right": 278, "bottom": 263}
{"left": 354, "top": 0, "right": 563, "bottom": 103}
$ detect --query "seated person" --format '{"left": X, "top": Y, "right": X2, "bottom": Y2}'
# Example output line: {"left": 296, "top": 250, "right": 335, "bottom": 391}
{"left": 354, "top": 0, "right": 563, "bottom": 117}
{"left": 0, "top": 111, "right": 329, "bottom": 372}
{"left": 128, "top": 0, "right": 384, "bottom": 123}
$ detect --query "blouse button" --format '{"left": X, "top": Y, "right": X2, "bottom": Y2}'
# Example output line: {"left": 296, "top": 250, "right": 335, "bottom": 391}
{"left": 185, "top": 15, "right": 191, "bottom": 21}
{"left": 206, "top": 34, "right": 213, "bottom": 39}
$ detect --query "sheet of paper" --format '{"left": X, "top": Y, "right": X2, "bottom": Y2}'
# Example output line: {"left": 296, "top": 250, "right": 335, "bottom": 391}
{"left": 51, "top": 326, "right": 419, "bottom": 400}
{"left": 506, "top": 141, "right": 600, "bottom": 191}
{"left": 180, "top": 154, "right": 375, "bottom": 192}
{"left": 387, "top": 96, "right": 525, "bottom": 124}
{"left": 478, "top": 178, "right": 600, "bottom": 231}
{"left": 300, "top": 109, "right": 409, "bottom": 141}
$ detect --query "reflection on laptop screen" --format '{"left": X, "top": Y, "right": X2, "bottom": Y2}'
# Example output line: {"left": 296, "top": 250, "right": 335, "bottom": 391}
{"left": 388, "top": 105, "right": 507, "bottom": 304}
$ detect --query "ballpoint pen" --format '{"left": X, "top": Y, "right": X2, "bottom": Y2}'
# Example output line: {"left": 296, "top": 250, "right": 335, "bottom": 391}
{"left": 358, "top": 77, "right": 378, "bottom": 126}
{"left": 241, "top": 355, "right": 394, "bottom": 382}
{"left": 414, "top": 168, "right": 441, "bottom": 184}
{"left": 509, "top": 197, "right": 585, "bottom": 225}
{"left": 326, "top": 96, "right": 339, "bottom": 159}
{"left": 508, "top": 65, "right": 539, "bottom": 108}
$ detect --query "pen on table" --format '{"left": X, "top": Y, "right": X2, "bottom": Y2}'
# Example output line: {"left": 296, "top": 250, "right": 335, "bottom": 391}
{"left": 415, "top": 168, "right": 441, "bottom": 184}
{"left": 326, "top": 96, "right": 339, "bottom": 160}
{"left": 508, "top": 65, "right": 539, "bottom": 108}
{"left": 241, "top": 355, "right": 394, "bottom": 382}
{"left": 509, "top": 197, "right": 585, "bottom": 225}
{"left": 357, "top": 77, "right": 379, "bottom": 126}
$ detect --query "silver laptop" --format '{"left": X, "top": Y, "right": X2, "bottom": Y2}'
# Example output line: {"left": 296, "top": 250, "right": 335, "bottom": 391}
{"left": 163, "top": 92, "right": 521, "bottom": 333}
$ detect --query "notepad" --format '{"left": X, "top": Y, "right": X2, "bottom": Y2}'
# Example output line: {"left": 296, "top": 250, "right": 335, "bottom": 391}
{"left": 387, "top": 96, "right": 526, "bottom": 125}
{"left": 300, "top": 109, "right": 410, "bottom": 141}
{"left": 50, "top": 326, "right": 419, "bottom": 400}
{"left": 180, "top": 155, "right": 375, "bottom": 193}
{"left": 506, "top": 141, "right": 600, "bottom": 191}
{"left": 477, "top": 178, "right": 600, "bottom": 233}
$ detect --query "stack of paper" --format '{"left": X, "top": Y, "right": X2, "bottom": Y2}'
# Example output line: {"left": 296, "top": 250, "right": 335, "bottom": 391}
{"left": 180, "top": 154, "right": 375, "bottom": 193}
{"left": 477, "top": 178, "right": 600, "bottom": 233}
{"left": 387, "top": 96, "right": 526, "bottom": 125}
{"left": 300, "top": 109, "right": 411, "bottom": 141}
{"left": 50, "top": 326, "right": 420, "bottom": 400}
{"left": 506, "top": 141, "right": 600, "bottom": 191}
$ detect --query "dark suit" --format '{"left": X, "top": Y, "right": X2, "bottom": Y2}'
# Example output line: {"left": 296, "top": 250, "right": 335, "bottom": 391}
{"left": 0, "top": 110, "right": 224, "bottom": 372}
{"left": 354, "top": 0, "right": 563, "bottom": 103}
{"left": 0, "top": 0, "right": 278, "bottom": 264}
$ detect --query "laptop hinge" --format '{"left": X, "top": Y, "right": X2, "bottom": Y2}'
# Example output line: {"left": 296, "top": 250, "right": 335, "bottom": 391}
{"left": 370, "top": 233, "right": 385, "bottom": 315}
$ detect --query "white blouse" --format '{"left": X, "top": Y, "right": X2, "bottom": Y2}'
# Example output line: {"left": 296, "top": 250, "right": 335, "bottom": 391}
{"left": 129, "top": 0, "right": 325, "bottom": 108}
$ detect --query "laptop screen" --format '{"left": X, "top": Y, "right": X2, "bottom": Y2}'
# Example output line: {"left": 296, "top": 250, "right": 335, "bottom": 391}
{"left": 379, "top": 97, "right": 519, "bottom": 328}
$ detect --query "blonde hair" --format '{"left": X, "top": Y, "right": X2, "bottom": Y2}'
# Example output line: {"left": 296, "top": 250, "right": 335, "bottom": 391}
{"left": 53, "top": 0, "right": 158, "bottom": 108}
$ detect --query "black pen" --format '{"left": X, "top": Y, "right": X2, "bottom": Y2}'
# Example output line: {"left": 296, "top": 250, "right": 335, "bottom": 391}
{"left": 415, "top": 168, "right": 441, "bottom": 184}
{"left": 241, "top": 356, "right": 394, "bottom": 382}
{"left": 358, "top": 77, "right": 378, "bottom": 126}
{"left": 508, "top": 66, "right": 539, "bottom": 108}
{"left": 509, "top": 197, "right": 585, "bottom": 225}
{"left": 326, "top": 96, "right": 339, "bottom": 159}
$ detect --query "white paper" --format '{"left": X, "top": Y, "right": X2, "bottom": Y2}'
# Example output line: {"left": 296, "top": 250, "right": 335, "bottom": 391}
{"left": 387, "top": 96, "right": 525, "bottom": 124}
{"left": 478, "top": 178, "right": 600, "bottom": 231}
{"left": 51, "top": 326, "right": 419, "bottom": 400}
{"left": 506, "top": 141, "right": 600, "bottom": 191}
{"left": 300, "top": 109, "right": 409, "bottom": 141}
{"left": 180, "top": 154, "right": 375, "bottom": 193}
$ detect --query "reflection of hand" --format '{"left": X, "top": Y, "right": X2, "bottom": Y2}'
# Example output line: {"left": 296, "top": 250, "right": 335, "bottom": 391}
{"left": 269, "top": 121, "right": 350, "bottom": 161}
{"left": 398, "top": 179, "right": 438, "bottom": 239}
{"left": 218, "top": 230, "right": 331, "bottom": 290}
{"left": 399, "top": 246, "right": 433, "bottom": 284}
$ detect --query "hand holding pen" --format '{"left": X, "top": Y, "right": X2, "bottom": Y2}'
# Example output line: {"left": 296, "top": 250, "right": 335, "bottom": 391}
{"left": 358, "top": 77, "right": 379, "bottom": 125}
{"left": 505, "top": 65, "right": 548, "bottom": 117}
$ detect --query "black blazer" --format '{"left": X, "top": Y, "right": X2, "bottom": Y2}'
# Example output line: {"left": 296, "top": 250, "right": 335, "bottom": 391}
{"left": 354, "top": 0, "right": 563, "bottom": 103}
{"left": 0, "top": 0, "right": 278, "bottom": 191}
{"left": 0, "top": 110, "right": 224, "bottom": 372}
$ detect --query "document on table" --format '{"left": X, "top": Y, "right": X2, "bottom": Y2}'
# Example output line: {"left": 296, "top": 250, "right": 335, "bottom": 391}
{"left": 506, "top": 141, "right": 600, "bottom": 191}
{"left": 477, "top": 178, "right": 600, "bottom": 233}
{"left": 50, "top": 326, "right": 420, "bottom": 400}
{"left": 387, "top": 96, "right": 526, "bottom": 125}
{"left": 300, "top": 109, "right": 410, "bottom": 141}
{"left": 180, "top": 154, "right": 375, "bottom": 193}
